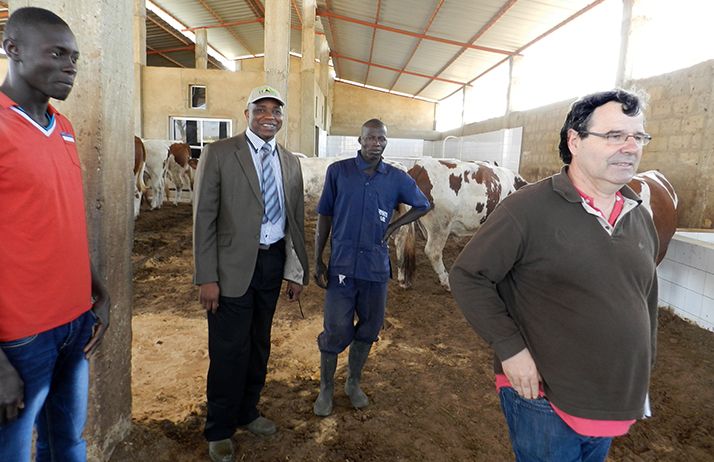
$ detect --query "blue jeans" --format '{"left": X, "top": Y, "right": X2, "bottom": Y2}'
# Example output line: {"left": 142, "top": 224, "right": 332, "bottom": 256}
{"left": 0, "top": 310, "right": 96, "bottom": 462}
{"left": 499, "top": 387, "right": 613, "bottom": 462}
{"left": 317, "top": 275, "right": 388, "bottom": 354}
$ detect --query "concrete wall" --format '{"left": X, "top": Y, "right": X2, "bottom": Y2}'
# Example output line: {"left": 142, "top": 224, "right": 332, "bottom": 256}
{"left": 142, "top": 55, "right": 330, "bottom": 154}
{"left": 444, "top": 59, "right": 714, "bottom": 230}
{"left": 331, "top": 82, "right": 438, "bottom": 140}
{"left": 637, "top": 62, "right": 714, "bottom": 229}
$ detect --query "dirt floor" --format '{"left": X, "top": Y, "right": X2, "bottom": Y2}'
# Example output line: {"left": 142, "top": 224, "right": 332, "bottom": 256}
{"left": 110, "top": 203, "right": 714, "bottom": 461}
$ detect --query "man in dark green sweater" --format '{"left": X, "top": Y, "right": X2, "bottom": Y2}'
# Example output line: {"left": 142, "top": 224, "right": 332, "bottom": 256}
{"left": 450, "top": 89, "right": 659, "bottom": 462}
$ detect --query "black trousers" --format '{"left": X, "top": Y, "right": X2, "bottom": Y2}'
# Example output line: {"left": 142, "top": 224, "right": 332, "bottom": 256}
{"left": 204, "top": 240, "right": 285, "bottom": 441}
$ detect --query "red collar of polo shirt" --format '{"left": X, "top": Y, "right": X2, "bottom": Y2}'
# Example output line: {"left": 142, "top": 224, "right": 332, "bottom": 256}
{"left": 576, "top": 188, "right": 625, "bottom": 227}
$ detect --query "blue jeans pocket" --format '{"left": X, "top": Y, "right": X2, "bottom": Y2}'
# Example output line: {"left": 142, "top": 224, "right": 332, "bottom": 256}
{"left": 517, "top": 395, "right": 555, "bottom": 414}
{"left": 0, "top": 334, "right": 38, "bottom": 349}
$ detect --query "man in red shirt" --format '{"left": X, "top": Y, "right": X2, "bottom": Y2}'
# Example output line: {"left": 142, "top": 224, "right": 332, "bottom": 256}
{"left": 0, "top": 8, "right": 110, "bottom": 462}
{"left": 450, "top": 89, "right": 659, "bottom": 462}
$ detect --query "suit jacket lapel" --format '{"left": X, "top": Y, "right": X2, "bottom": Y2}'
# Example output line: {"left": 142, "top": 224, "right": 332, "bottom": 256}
{"left": 234, "top": 133, "right": 262, "bottom": 203}
{"left": 277, "top": 144, "right": 292, "bottom": 217}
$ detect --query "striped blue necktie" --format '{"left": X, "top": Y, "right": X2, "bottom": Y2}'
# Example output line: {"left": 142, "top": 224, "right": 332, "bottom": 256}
{"left": 260, "top": 144, "right": 281, "bottom": 224}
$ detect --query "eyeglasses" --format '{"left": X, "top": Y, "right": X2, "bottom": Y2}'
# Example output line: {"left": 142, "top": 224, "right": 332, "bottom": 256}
{"left": 580, "top": 131, "right": 652, "bottom": 147}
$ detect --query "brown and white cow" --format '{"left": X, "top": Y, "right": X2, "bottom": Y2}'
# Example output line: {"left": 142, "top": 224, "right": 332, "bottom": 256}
{"left": 133, "top": 136, "right": 148, "bottom": 219}
{"left": 395, "top": 158, "right": 527, "bottom": 291}
{"left": 298, "top": 155, "right": 409, "bottom": 207}
{"left": 627, "top": 170, "right": 679, "bottom": 264}
{"left": 141, "top": 139, "right": 173, "bottom": 209}
{"left": 396, "top": 161, "right": 678, "bottom": 291}
{"left": 164, "top": 142, "right": 193, "bottom": 205}
{"left": 141, "top": 139, "right": 193, "bottom": 208}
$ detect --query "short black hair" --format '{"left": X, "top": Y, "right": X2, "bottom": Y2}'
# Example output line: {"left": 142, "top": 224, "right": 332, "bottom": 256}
{"left": 558, "top": 89, "right": 647, "bottom": 164}
{"left": 362, "top": 118, "right": 387, "bottom": 131}
{"left": 4, "top": 7, "right": 70, "bottom": 42}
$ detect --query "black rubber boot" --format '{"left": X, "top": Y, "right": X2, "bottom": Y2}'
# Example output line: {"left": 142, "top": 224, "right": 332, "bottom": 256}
{"left": 345, "top": 340, "right": 372, "bottom": 409}
{"left": 313, "top": 352, "right": 338, "bottom": 416}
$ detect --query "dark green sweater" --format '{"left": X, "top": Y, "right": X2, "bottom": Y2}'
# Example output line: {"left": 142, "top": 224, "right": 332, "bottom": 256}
{"left": 450, "top": 168, "right": 659, "bottom": 420}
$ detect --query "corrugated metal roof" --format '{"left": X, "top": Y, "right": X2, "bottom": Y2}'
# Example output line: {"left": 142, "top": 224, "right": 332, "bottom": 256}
{"left": 142, "top": 0, "right": 606, "bottom": 100}
{"left": 1, "top": 1, "right": 609, "bottom": 100}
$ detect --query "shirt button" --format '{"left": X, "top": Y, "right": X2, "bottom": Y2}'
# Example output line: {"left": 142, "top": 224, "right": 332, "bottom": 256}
{"left": 365, "top": 182, "right": 369, "bottom": 186}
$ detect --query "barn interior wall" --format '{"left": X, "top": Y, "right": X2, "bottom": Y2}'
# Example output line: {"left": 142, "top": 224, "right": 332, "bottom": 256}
{"left": 330, "top": 81, "right": 438, "bottom": 140}
{"left": 635, "top": 61, "right": 714, "bottom": 230}
{"left": 443, "top": 59, "right": 714, "bottom": 230}
{"left": 141, "top": 55, "right": 330, "bottom": 154}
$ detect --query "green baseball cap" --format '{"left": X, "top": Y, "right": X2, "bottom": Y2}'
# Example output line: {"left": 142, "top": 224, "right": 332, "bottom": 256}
{"left": 247, "top": 85, "right": 285, "bottom": 107}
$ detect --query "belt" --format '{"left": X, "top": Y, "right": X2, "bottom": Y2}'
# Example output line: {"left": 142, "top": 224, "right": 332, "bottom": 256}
{"left": 258, "top": 239, "right": 284, "bottom": 251}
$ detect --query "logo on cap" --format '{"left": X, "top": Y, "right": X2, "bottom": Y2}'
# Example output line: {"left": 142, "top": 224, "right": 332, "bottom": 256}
{"left": 247, "top": 85, "right": 285, "bottom": 106}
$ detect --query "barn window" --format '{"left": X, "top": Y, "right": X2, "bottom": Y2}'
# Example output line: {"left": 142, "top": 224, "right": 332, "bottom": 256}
{"left": 189, "top": 85, "right": 207, "bottom": 110}
{"left": 170, "top": 117, "right": 231, "bottom": 157}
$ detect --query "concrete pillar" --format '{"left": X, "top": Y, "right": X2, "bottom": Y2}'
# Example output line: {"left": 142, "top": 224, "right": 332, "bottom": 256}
{"left": 318, "top": 35, "right": 329, "bottom": 97}
{"left": 615, "top": 0, "right": 635, "bottom": 87}
{"left": 195, "top": 28, "right": 208, "bottom": 70}
{"left": 264, "top": 0, "right": 291, "bottom": 146}
{"left": 134, "top": 0, "right": 146, "bottom": 136}
{"left": 300, "top": 0, "right": 316, "bottom": 156}
{"left": 506, "top": 54, "right": 524, "bottom": 115}
{"left": 8, "top": 2, "right": 134, "bottom": 460}
{"left": 318, "top": 35, "right": 332, "bottom": 133}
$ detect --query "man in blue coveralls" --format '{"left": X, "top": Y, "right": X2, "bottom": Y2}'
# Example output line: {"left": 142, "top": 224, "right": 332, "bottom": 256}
{"left": 312, "top": 118, "right": 431, "bottom": 416}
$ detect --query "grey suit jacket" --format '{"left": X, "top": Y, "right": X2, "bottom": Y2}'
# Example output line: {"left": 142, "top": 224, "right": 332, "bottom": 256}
{"left": 192, "top": 132, "right": 309, "bottom": 297}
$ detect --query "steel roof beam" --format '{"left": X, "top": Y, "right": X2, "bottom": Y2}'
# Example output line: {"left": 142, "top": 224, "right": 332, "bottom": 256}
{"left": 291, "top": 0, "right": 303, "bottom": 25}
{"left": 332, "top": 52, "right": 468, "bottom": 87}
{"left": 195, "top": 0, "right": 254, "bottom": 55}
{"left": 147, "top": 45, "right": 187, "bottom": 67}
{"left": 324, "top": 0, "right": 342, "bottom": 77}
{"left": 147, "top": 13, "right": 192, "bottom": 46}
{"left": 147, "top": 45, "right": 195, "bottom": 55}
{"left": 363, "top": 0, "right": 382, "bottom": 84}
{"left": 414, "top": 0, "right": 517, "bottom": 97}
{"left": 317, "top": 8, "right": 515, "bottom": 56}
{"left": 184, "top": 17, "right": 264, "bottom": 31}
{"left": 245, "top": 0, "right": 266, "bottom": 18}
{"left": 388, "top": 0, "right": 445, "bottom": 91}
{"left": 441, "top": 0, "right": 608, "bottom": 101}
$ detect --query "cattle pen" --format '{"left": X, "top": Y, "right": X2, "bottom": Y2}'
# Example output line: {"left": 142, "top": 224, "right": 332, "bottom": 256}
{"left": 112, "top": 203, "right": 714, "bottom": 461}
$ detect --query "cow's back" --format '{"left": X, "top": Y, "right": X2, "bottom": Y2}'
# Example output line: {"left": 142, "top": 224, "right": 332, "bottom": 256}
{"left": 168, "top": 143, "right": 191, "bottom": 167}
{"left": 408, "top": 158, "right": 524, "bottom": 237}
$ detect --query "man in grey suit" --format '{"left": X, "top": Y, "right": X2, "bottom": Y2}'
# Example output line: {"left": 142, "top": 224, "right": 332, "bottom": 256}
{"left": 193, "top": 85, "right": 309, "bottom": 462}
